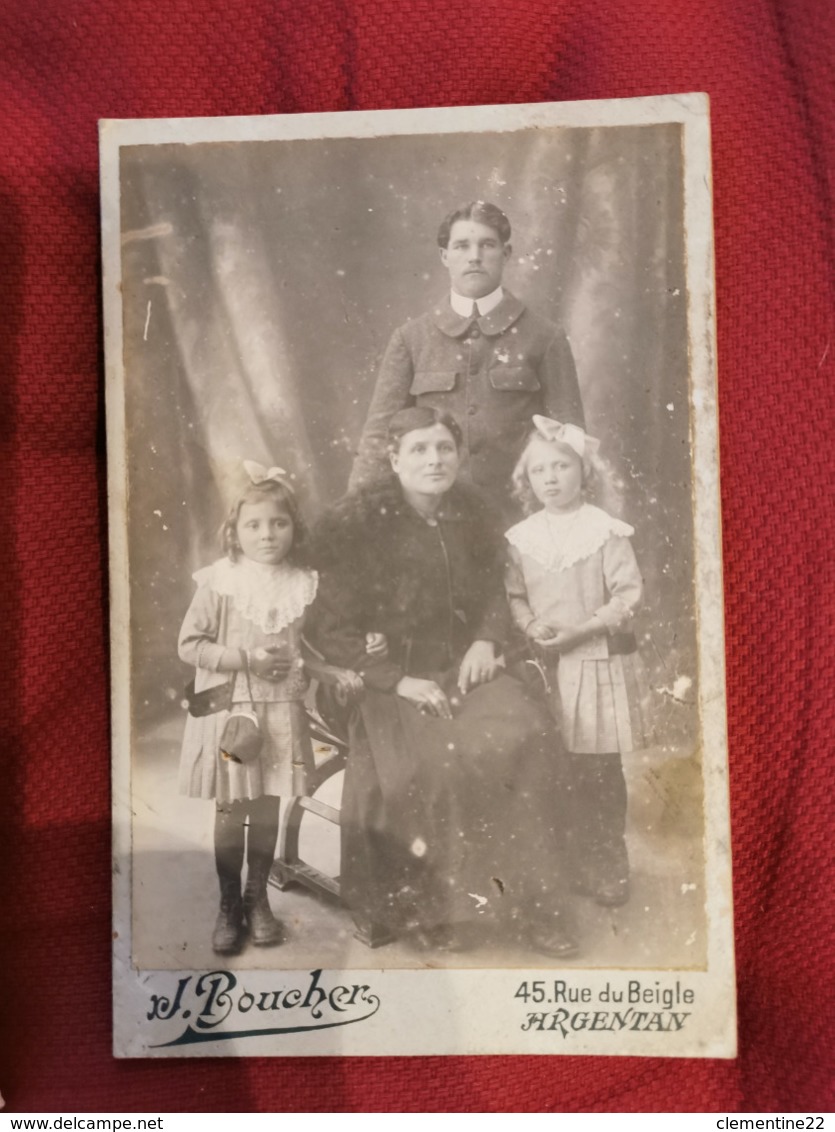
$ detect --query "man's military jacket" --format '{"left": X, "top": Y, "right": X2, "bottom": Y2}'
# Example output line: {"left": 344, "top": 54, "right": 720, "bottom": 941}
{"left": 350, "top": 291, "right": 585, "bottom": 503}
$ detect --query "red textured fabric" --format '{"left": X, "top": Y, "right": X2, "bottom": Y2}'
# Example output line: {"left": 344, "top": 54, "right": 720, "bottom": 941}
{"left": 1, "top": 0, "right": 833, "bottom": 1113}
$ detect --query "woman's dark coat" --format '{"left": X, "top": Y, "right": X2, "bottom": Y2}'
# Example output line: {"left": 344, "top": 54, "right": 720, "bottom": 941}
{"left": 307, "top": 478, "right": 570, "bottom": 941}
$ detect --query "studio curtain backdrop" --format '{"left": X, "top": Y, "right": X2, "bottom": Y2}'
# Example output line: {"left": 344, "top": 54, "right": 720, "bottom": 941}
{"left": 120, "top": 124, "right": 695, "bottom": 760}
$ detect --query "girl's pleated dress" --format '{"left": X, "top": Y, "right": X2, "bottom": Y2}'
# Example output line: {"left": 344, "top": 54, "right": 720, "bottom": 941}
{"left": 178, "top": 556, "right": 317, "bottom": 804}
{"left": 505, "top": 502, "right": 649, "bottom": 903}
{"left": 505, "top": 503, "right": 647, "bottom": 752}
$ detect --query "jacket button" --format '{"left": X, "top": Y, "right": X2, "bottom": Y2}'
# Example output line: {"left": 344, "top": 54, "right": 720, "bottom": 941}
{"left": 469, "top": 327, "right": 481, "bottom": 339}
{"left": 468, "top": 406, "right": 477, "bottom": 415}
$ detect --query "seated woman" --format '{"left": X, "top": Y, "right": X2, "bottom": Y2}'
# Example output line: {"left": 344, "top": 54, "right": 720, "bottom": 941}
{"left": 307, "top": 406, "right": 576, "bottom": 958}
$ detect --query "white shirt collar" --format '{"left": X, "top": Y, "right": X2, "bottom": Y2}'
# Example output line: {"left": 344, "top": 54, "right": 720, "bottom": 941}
{"left": 449, "top": 285, "right": 504, "bottom": 318}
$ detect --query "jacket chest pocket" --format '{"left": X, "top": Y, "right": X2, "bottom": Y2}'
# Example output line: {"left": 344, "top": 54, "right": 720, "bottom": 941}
{"left": 488, "top": 364, "right": 540, "bottom": 392}
{"left": 410, "top": 369, "right": 458, "bottom": 396}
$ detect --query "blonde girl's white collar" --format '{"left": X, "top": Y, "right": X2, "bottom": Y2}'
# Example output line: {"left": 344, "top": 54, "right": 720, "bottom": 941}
{"left": 505, "top": 504, "right": 634, "bottom": 570}
{"left": 193, "top": 557, "right": 318, "bottom": 634}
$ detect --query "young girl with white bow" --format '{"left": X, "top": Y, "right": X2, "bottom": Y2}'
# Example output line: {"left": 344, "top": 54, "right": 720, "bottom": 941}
{"left": 505, "top": 416, "right": 647, "bottom": 907}
{"left": 178, "top": 461, "right": 362, "bottom": 955}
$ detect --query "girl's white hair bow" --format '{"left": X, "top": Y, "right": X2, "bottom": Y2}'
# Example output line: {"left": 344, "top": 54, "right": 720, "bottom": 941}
{"left": 243, "top": 460, "right": 291, "bottom": 486}
{"left": 532, "top": 415, "right": 600, "bottom": 464}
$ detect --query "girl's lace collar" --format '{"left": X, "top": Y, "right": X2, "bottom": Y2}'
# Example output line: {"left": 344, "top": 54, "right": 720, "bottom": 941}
{"left": 194, "top": 557, "right": 318, "bottom": 635}
{"left": 505, "top": 504, "right": 634, "bottom": 571}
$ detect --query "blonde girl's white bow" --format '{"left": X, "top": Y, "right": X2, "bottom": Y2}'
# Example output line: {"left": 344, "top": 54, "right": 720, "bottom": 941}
{"left": 532, "top": 415, "right": 600, "bottom": 463}
{"left": 243, "top": 460, "right": 291, "bottom": 486}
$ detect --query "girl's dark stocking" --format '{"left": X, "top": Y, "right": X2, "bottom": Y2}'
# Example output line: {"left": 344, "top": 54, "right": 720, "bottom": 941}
{"left": 243, "top": 795, "right": 283, "bottom": 946}
{"left": 567, "top": 753, "right": 630, "bottom": 906}
{"left": 212, "top": 801, "right": 247, "bottom": 954}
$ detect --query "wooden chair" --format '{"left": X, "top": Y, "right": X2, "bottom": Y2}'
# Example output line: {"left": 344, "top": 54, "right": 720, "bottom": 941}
{"left": 269, "top": 705, "right": 345, "bottom": 903}
{"left": 269, "top": 688, "right": 394, "bottom": 948}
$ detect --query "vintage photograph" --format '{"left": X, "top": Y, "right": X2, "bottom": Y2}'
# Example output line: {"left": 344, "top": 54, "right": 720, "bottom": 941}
{"left": 103, "top": 97, "right": 735, "bottom": 1056}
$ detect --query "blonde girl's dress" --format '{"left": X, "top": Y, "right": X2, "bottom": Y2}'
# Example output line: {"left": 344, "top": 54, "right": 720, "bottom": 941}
{"left": 505, "top": 503, "right": 647, "bottom": 754}
{"left": 177, "top": 556, "right": 318, "bottom": 804}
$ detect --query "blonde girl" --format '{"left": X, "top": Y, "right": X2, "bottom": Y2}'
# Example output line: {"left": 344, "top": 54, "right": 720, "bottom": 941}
{"left": 505, "top": 416, "right": 647, "bottom": 907}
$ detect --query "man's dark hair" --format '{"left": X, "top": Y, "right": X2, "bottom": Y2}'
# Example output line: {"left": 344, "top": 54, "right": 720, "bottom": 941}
{"left": 436, "top": 201, "right": 511, "bottom": 248}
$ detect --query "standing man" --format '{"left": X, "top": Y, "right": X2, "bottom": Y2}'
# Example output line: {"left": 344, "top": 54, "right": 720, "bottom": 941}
{"left": 350, "top": 200, "right": 585, "bottom": 504}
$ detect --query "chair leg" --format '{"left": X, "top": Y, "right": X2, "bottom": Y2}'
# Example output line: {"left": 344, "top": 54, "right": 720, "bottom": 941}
{"left": 275, "top": 795, "right": 305, "bottom": 889}
{"left": 352, "top": 916, "right": 395, "bottom": 949}
{"left": 269, "top": 860, "right": 295, "bottom": 891}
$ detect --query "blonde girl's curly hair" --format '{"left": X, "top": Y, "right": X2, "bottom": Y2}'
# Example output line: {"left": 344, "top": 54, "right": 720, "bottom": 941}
{"left": 511, "top": 431, "right": 601, "bottom": 516}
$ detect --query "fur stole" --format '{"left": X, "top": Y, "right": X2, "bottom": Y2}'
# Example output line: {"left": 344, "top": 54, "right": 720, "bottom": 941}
{"left": 310, "top": 477, "right": 502, "bottom": 631}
